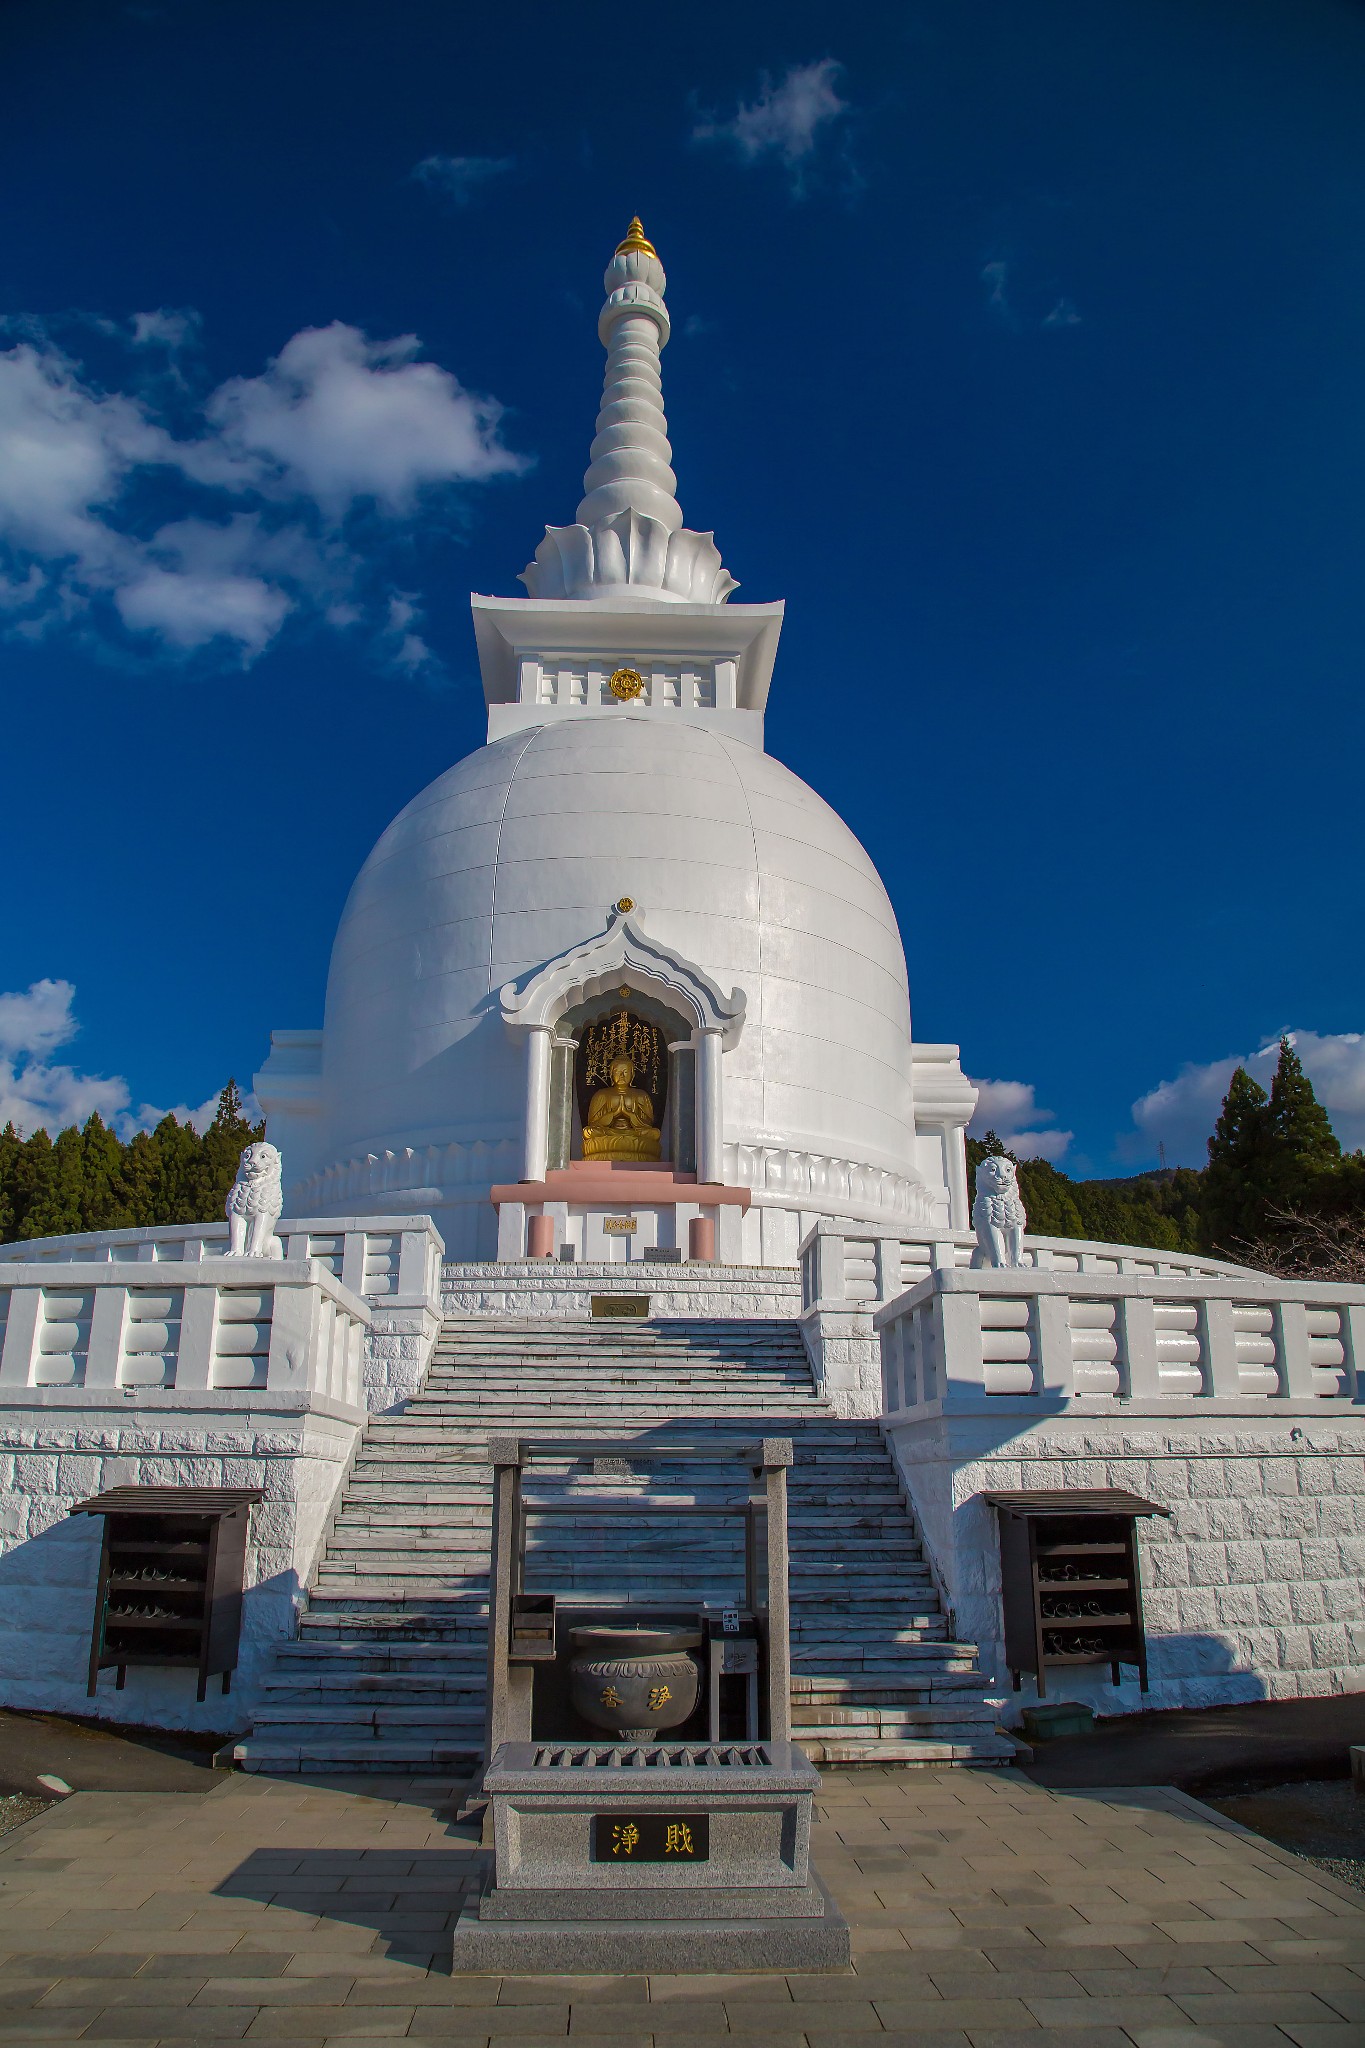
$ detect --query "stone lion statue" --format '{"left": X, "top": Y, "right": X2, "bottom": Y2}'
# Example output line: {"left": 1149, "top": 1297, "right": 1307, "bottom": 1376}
{"left": 971, "top": 1154, "right": 1028, "bottom": 1270}
{"left": 225, "top": 1141, "right": 284, "bottom": 1258}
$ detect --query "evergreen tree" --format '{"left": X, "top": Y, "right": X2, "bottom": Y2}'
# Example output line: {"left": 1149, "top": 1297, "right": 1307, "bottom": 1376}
{"left": 117, "top": 1129, "right": 162, "bottom": 1227}
{"left": 1200, "top": 1066, "right": 1273, "bottom": 1252}
{"left": 0, "top": 1123, "right": 20, "bottom": 1242}
{"left": 1266, "top": 1037, "right": 1340, "bottom": 1207}
{"left": 12, "top": 1129, "right": 59, "bottom": 1240}
{"left": 148, "top": 1114, "right": 206, "bottom": 1225}
{"left": 195, "top": 1079, "right": 264, "bottom": 1222}
{"left": 81, "top": 1113, "right": 131, "bottom": 1232}
{"left": 1013, "top": 1158, "right": 1085, "bottom": 1239}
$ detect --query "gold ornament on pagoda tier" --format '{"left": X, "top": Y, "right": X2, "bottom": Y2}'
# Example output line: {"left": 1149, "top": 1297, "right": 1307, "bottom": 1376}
{"left": 578, "top": 1008, "right": 666, "bottom": 1162}
{"left": 609, "top": 667, "right": 644, "bottom": 700}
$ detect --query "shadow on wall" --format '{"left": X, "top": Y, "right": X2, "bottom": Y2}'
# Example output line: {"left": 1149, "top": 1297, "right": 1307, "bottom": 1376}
{"left": 0, "top": 1514, "right": 302, "bottom": 1733}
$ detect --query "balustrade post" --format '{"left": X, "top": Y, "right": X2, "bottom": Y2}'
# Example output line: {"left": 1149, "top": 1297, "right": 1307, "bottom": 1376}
{"left": 340, "top": 1230, "right": 367, "bottom": 1297}
{"left": 937, "top": 1284, "right": 985, "bottom": 1398}
{"left": 396, "top": 1226, "right": 431, "bottom": 1304}
{"left": 1344, "top": 1304, "right": 1365, "bottom": 1401}
{"left": 874, "top": 1236, "right": 902, "bottom": 1304}
{"left": 84, "top": 1287, "right": 128, "bottom": 1389}
{"left": 1117, "top": 1294, "right": 1160, "bottom": 1398}
{"left": 266, "top": 1284, "right": 315, "bottom": 1393}
{"left": 812, "top": 1226, "right": 845, "bottom": 1307}
{"left": 1274, "top": 1298, "right": 1316, "bottom": 1398}
{"left": 1034, "top": 1289, "right": 1074, "bottom": 1399}
{"left": 174, "top": 1286, "right": 217, "bottom": 1391}
{"left": 0, "top": 1288, "right": 41, "bottom": 1387}
{"left": 1200, "top": 1295, "right": 1240, "bottom": 1398}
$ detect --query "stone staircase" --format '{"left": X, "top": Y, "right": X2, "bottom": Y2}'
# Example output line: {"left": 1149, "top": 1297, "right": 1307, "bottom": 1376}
{"left": 233, "top": 1316, "right": 1010, "bottom": 1773}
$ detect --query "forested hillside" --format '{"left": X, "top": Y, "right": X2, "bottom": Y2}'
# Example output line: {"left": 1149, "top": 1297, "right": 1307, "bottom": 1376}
{"left": 0, "top": 1083, "right": 262, "bottom": 1243}
{"left": 3, "top": 1041, "right": 1361, "bottom": 1275}
{"left": 969, "top": 1040, "right": 1363, "bottom": 1268}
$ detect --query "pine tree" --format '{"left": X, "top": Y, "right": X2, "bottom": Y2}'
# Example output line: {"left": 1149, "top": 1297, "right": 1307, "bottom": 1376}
{"left": 1014, "top": 1158, "right": 1085, "bottom": 1239}
{"left": 148, "top": 1114, "right": 206, "bottom": 1226}
{"left": 13, "top": 1129, "right": 60, "bottom": 1239}
{"left": 195, "top": 1079, "right": 264, "bottom": 1224}
{"left": 81, "top": 1113, "right": 131, "bottom": 1232}
{"left": 1200, "top": 1066, "right": 1273, "bottom": 1253}
{"left": 0, "top": 1123, "right": 20, "bottom": 1242}
{"left": 1267, "top": 1037, "right": 1340, "bottom": 1201}
{"left": 117, "top": 1129, "right": 161, "bottom": 1227}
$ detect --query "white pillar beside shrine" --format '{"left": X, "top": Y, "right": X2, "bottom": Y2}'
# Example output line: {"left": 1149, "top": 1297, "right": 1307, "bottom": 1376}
{"left": 522, "top": 1025, "right": 553, "bottom": 1182}
{"left": 696, "top": 1027, "right": 725, "bottom": 1184}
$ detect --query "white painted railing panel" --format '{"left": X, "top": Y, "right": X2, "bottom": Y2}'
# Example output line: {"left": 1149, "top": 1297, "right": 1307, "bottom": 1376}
{"left": 799, "top": 1216, "right": 1266, "bottom": 1319}
{"left": 0, "top": 1261, "right": 369, "bottom": 1406}
{"left": 875, "top": 1268, "right": 1365, "bottom": 1414}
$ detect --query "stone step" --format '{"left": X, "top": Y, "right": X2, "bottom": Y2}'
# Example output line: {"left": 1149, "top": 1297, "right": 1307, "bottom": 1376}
{"left": 234, "top": 1738, "right": 482, "bottom": 1773}
{"left": 250, "top": 1704, "right": 484, "bottom": 1730}
{"left": 799, "top": 1734, "right": 1017, "bottom": 1766}
{"left": 232, "top": 1308, "right": 1004, "bottom": 1777}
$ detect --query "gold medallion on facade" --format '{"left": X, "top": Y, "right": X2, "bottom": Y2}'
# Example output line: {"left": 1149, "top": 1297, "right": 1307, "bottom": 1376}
{"left": 608, "top": 667, "right": 644, "bottom": 701}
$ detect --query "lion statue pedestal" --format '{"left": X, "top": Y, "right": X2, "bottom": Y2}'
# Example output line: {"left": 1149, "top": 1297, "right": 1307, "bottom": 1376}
{"left": 225, "top": 1141, "right": 284, "bottom": 1259}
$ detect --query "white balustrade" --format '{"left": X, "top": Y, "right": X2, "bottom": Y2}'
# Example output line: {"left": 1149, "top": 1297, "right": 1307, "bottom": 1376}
{"left": 0, "top": 1216, "right": 443, "bottom": 1316}
{"left": 875, "top": 1267, "right": 1365, "bottom": 1413}
{"left": 799, "top": 1216, "right": 1265, "bottom": 1315}
{"left": 0, "top": 1260, "right": 370, "bottom": 1408}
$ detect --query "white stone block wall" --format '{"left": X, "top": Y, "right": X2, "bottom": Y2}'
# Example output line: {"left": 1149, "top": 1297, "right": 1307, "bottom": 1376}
{"left": 0, "top": 1403, "right": 359, "bottom": 1733}
{"left": 363, "top": 1306, "right": 442, "bottom": 1410}
{"left": 884, "top": 1410, "right": 1365, "bottom": 1722}
{"left": 875, "top": 1263, "right": 1365, "bottom": 1723}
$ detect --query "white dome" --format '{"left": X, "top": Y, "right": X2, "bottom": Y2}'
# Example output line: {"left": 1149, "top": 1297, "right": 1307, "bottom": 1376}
{"left": 306, "top": 717, "right": 922, "bottom": 1254}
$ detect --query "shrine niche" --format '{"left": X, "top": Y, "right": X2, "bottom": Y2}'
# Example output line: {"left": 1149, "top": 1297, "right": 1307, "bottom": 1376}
{"left": 574, "top": 1008, "right": 668, "bottom": 1162}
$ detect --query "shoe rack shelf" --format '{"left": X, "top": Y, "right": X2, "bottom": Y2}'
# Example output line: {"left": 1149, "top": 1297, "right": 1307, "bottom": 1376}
{"left": 71, "top": 1487, "right": 263, "bottom": 1702}
{"left": 984, "top": 1489, "right": 1172, "bottom": 1698}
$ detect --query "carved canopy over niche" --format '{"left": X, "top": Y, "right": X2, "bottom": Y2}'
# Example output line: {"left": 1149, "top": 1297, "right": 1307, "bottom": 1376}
{"left": 499, "top": 903, "right": 746, "bottom": 1049}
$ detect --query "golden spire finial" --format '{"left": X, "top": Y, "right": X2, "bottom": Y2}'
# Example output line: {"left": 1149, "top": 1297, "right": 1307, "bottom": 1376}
{"left": 615, "top": 216, "right": 657, "bottom": 259}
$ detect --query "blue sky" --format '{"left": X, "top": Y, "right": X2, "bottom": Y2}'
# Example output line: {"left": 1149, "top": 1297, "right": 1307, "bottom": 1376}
{"left": 2, "top": 0, "right": 1363, "bottom": 1174}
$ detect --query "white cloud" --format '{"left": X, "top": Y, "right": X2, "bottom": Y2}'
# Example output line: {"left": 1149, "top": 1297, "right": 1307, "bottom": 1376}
{"left": 207, "top": 322, "right": 522, "bottom": 518}
{"left": 967, "top": 1076, "right": 1074, "bottom": 1163}
{"left": 1132, "top": 1029, "right": 1365, "bottom": 1164}
{"left": 412, "top": 153, "right": 514, "bottom": 205}
{"left": 0, "top": 317, "right": 525, "bottom": 667}
{"left": 0, "top": 978, "right": 81, "bottom": 1062}
{"left": 0, "top": 978, "right": 251, "bottom": 1140}
{"left": 378, "top": 592, "right": 437, "bottom": 677}
{"left": 0, "top": 978, "right": 129, "bottom": 1137}
{"left": 693, "top": 60, "right": 848, "bottom": 190}
{"left": 130, "top": 308, "right": 200, "bottom": 353}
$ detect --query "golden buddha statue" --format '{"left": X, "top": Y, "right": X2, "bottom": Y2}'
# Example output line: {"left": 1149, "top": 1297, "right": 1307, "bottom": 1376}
{"left": 582, "top": 1055, "right": 662, "bottom": 1161}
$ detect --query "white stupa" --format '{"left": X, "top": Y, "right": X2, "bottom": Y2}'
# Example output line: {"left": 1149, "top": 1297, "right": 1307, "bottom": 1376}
{"left": 256, "top": 221, "right": 977, "bottom": 1263}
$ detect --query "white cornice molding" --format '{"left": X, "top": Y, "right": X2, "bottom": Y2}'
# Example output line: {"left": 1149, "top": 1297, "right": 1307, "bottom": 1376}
{"left": 471, "top": 594, "right": 784, "bottom": 712}
{"left": 499, "top": 903, "right": 746, "bottom": 1048}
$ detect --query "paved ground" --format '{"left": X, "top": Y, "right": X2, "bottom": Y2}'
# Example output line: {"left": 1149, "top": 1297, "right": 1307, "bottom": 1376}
{"left": 2, "top": 1765, "right": 1365, "bottom": 2046}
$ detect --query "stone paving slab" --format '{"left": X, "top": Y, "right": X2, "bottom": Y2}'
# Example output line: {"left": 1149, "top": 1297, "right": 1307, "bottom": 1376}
{"left": 0, "top": 1767, "right": 1364, "bottom": 2044}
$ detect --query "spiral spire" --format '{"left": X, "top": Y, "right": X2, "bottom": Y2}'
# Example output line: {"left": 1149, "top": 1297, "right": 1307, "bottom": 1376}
{"left": 519, "top": 221, "right": 736, "bottom": 604}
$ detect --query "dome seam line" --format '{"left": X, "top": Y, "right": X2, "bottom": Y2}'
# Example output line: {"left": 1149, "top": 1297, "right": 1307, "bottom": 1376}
{"left": 485, "top": 726, "right": 545, "bottom": 998}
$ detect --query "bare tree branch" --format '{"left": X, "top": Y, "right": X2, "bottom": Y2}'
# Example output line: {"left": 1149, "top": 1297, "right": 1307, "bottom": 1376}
{"left": 1229, "top": 1207, "right": 1365, "bottom": 1286}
